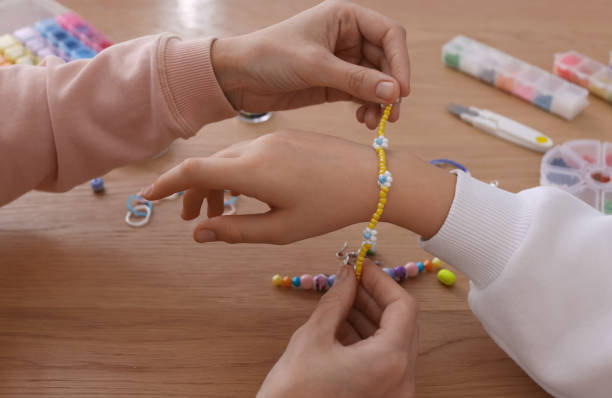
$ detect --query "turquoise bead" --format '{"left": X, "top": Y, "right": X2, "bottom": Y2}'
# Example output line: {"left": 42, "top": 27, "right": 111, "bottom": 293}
{"left": 291, "top": 276, "right": 301, "bottom": 288}
{"left": 417, "top": 262, "right": 425, "bottom": 273}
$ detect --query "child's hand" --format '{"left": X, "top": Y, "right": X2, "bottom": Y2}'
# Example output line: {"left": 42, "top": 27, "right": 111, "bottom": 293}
{"left": 141, "top": 130, "right": 381, "bottom": 244}
{"left": 141, "top": 130, "right": 456, "bottom": 244}
{"left": 257, "top": 261, "right": 418, "bottom": 398}
{"left": 211, "top": 0, "right": 411, "bottom": 129}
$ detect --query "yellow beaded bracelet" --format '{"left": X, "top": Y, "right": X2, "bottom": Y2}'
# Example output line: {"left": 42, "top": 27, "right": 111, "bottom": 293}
{"left": 355, "top": 104, "right": 393, "bottom": 280}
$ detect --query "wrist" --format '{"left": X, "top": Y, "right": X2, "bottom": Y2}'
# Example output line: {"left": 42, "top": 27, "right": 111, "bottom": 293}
{"left": 210, "top": 36, "right": 248, "bottom": 110}
{"left": 380, "top": 149, "right": 456, "bottom": 240}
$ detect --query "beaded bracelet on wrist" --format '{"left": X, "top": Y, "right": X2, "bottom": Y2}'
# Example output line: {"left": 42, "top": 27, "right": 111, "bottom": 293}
{"left": 355, "top": 103, "right": 393, "bottom": 280}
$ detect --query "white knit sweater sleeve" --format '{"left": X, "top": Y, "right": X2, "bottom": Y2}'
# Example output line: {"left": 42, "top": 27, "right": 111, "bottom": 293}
{"left": 421, "top": 171, "right": 612, "bottom": 398}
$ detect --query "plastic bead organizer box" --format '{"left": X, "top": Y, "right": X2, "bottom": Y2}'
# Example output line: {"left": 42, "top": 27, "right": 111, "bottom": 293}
{"left": 0, "top": 0, "right": 112, "bottom": 67}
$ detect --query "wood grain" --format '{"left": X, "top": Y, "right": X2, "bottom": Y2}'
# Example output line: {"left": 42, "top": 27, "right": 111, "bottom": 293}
{"left": 2, "top": 0, "right": 612, "bottom": 396}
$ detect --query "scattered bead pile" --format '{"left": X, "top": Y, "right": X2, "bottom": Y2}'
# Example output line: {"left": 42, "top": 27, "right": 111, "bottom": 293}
{"left": 355, "top": 104, "right": 394, "bottom": 281}
{"left": 272, "top": 256, "right": 456, "bottom": 291}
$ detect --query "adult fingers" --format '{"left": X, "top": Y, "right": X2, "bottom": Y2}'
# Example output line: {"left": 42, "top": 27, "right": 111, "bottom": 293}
{"left": 354, "top": 284, "right": 383, "bottom": 325}
{"left": 351, "top": 3, "right": 411, "bottom": 96}
{"left": 361, "top": 261, "right": 418, "bottom": 347}
{"left": 347, "top": 308, "right": 378, "bottom": 339}
{"left": 337, "top": 321, "right": 362, "bottom": 346}
{"left": 315, "top": 55, "right": 400, "bottom": 105}
{"left": 307, "top": 265, "right": 357, "bottom": 341}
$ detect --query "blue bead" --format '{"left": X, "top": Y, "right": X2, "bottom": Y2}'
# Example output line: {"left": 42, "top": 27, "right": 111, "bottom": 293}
{"left": 417, "top": 262, "right": 424, "bottom": 273}
{"left": 382, "top": 267, "right": 395, "bottom": 279}
{"left": 328, "top": 274, "right": 336, "bottom": 288}
{"left": 291, "top": 276, "right": 301, "bottom": 288}
{"left": 71, "top": 47, "right": 97, "bottom": 59}
{"left": 375, "top": 138, "right": 383, "bottom": 145}
{"left": 378, "top": 175, "right": 386, "bottom": 183}
{"left": 364, "top": 232, "right": 371, "bottom": 239}
{"left": 90, "top": 177, "right": 104, "bottom": 193}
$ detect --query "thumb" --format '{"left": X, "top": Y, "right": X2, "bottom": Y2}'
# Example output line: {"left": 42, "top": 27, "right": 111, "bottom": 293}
{"left": 307, "top": 265, "right": 357, "bottom": 340}
{"left": 317, "top": 56, "right": 400, "bottom": 104}
{"left": 193, "top": 211, "right": 292, "bottom": 244}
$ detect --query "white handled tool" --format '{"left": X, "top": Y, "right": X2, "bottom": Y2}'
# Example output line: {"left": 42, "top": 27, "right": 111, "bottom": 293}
{"left": 448, "top": 103, "right": 553, "bottom": 153}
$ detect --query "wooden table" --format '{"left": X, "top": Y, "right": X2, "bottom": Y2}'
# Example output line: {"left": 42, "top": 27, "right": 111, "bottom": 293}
{"left": 2, "top": 0, "right": 611, "bottom": 396}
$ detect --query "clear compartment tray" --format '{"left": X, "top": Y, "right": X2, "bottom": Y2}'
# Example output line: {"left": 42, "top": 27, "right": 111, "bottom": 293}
{"left": 554, "top": 51, "right": 612, "bottom": 104}
{"left": 541, "top": 140, "right": 612, "bottom": 214}
{"left": 442, "top": 35, "right": 590, "bottom": 120}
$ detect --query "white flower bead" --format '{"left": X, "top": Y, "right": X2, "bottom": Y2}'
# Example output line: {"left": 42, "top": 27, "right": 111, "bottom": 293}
{"left": 378, "top": 170, "right": 393, "bottom": 188}
{"left": 373, "top": 136, "right": 389, "bottom": 150}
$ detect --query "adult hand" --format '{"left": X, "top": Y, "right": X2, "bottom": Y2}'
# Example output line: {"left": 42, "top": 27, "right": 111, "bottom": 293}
{"left": 211, "top": 0, "right": 411, "bottom": 129}
{"left": 257, "top": 260, "right": 418, "bottom": 398}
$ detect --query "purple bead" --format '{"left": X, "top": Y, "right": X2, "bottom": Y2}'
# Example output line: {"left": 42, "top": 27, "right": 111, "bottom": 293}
{"left": 393, "top": 265, "right": 407, "bottom": 282}
{"left": 25, "top": 37, "right": 47, "bottom": 52}
{"left": 382, "top": 267, "right": 395, "bottom": 279}
{"left": 13, "top": 27, "right": 38, "bottom": 43}
{"left": 313, "top": 274, "right": 328, "bottom": 292}
{"left": 36, "top": 47, "right": 56, "bottom": 59}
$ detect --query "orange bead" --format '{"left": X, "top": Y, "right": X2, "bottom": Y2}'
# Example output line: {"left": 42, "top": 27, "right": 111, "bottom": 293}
{"left": 282, "top": 276, "right": 292, "bottom": 287}
{"left": 424, "top": 260, "right": 434, "bottom": 272}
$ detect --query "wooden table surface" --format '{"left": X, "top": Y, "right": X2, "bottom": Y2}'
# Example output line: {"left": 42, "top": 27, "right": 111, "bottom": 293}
{"left": 2, "top": 0, "right": 612, "bottom": 396}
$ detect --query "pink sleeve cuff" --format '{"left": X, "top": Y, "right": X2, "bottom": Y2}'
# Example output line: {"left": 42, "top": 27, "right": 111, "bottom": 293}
{"left": 160, "top": 36, "right": 237, "bottom": 137}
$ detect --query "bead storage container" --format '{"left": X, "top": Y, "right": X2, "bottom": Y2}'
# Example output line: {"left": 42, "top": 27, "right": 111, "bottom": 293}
{"left": 442, "top": 35, "right": 589, "bottom": 120}
{"left": 540, "top": 140, "right": 612, "bottom": 215}
{"left": 0, "top": 0, "right": 112, "bottom": 67}
{"left": 554, "top": 51, "right": 612, "bottom": 104}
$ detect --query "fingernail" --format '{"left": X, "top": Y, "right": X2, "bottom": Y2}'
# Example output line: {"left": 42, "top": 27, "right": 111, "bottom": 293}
{"left": 195, "top": 229, "right": 217, "bottom": 243}
{"left": 140, "top": 184, "right": 153, "bottom": 198}
{"left": 336, "top": 265, "right": 349, "bottom": 282}
{"left": 375, "top": 81, "right": 395, "bottom": 101}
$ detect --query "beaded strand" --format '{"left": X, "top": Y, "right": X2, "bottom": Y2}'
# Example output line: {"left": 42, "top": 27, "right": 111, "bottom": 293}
{"left": 355, "top": 104, "right": 393, "bottom": 280}
{"left": 272, "top": 257, "right": 457, "bottom": 291}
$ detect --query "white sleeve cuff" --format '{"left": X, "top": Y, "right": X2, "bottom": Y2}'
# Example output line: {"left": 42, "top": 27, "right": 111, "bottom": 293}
{"left": 419, "top": 171, "right": 534, "bottom": 288}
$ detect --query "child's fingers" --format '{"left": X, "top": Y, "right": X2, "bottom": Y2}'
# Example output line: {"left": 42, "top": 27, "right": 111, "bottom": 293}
{"left": 207, "top": 190, "right": 225, "bottom": 218}
{"left": 141, "top": 157, "right": 242, "bottom": 201}
{"left": 192, "top": 210, "right": 291, "bottom": 244}
{"left": 181, "top": 188, "right": 208, "bottom": 220}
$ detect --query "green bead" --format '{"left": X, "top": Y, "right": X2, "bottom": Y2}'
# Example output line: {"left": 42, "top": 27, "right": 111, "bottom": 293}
{"left": 437, "top": 269, "right": 456, "bottom": 287}
{"left": 444, "top": 53, "right": 460, "bottom": 69}
{"left": 605, "top": 199, "right": 612, "bottom": 215}
{"left": 366, "top": 249, "right": 375, "bottom": 256}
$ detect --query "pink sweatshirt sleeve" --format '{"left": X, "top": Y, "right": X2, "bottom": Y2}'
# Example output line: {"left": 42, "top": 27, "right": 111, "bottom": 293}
{"left": 0, "top": 34, "right": 236, "bottom": 206}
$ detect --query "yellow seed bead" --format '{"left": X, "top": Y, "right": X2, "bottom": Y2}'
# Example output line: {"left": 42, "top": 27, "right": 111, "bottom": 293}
{"left": 379, "top": 191, "right": 387, "bottom": 198}
{"left": 432, "top": 257, "right": 442, "bottom": 270}
{"left": 368, "top": 222, "right": 376, "bottom": 229}
{"left": 377, "top": 202, "right": 384, "bottom": 209}
{"left": 373, "top": 213, "right": 380, "bottom": 221}
{"left": 382, "top": 186, "right": 389, "bottom": 192}
{"left": 375, "top": 208, "right": 383, "bottom": 215}
{"left": 380, "top": 198, "right": 386, "bottom": 204}
{"left": 272, "top": 274, "right": 283, "bottom": 287}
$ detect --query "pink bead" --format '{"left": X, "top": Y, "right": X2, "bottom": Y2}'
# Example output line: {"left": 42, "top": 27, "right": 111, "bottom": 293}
{"left": 300, "top": 274, "right": 313, "bottom": 290}
{"left": 405, "top": 262, "right": 419, "bottom": 278}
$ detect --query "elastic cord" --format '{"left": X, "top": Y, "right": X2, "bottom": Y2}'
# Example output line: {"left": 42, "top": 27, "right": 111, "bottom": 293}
{"left": 429, "top": 158, "right": 469, "bottom": 174}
